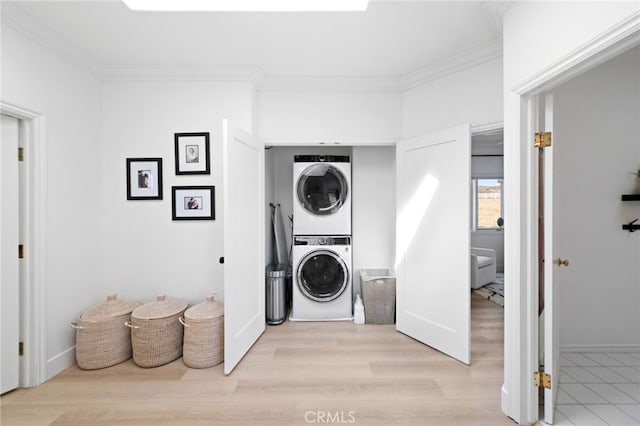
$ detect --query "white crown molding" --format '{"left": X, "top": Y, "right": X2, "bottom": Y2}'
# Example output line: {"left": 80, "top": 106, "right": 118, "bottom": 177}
{"left": 100, "top": 64, "right": 265, "bottom": 87}
{"left": 482, "top": 1, "right": 512, "bottom": 38}
{"left": 2, "top": 1, "right": 504, "bottom": 92}
{"left": 512, "top": 10, "right": 640, "bottom": 95}
{"left": 1, "top": 2, "right": 104, "bottom": 78}
{"left": 259, "top": 75, "right": 402, "bottom": 92}
{"left": 471, "top": 121, "right": 504, "bottom": 136}
{"left": 259, "top": 41, "right": 503, "bottom": 92}
{"left": 400, "top": 39, "right": 503, "bottom": 91}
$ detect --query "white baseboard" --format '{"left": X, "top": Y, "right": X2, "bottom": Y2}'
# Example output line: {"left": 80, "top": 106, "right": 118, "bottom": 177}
{"left": 46, "top": 346, "right": 75, "bottom": 380}
{"left": 501, "top": 383, "right": 509, "bottom": 416}
{"left": 560, "top": 344, "right": 640, "bottom": 353}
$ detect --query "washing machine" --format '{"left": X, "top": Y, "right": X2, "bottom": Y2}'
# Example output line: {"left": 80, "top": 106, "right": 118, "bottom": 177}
{"left": 293, "top": 155, "right": 351, "bottom": 235}
{"left": 290, "top": 235, "right": 353, "bottom": 321}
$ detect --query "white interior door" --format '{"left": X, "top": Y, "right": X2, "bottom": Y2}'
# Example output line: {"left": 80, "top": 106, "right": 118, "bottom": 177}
{"left": 543, "top": 95, "right": 560, "bottom": 423}
{"left": 222, "top": 120, "right": 265, "bottom": 375}
{"left": 396, "top": 123, "right": 471, "bottom": 365}
{"left": 1, "top": 114, "right": 20, "bottom": 393}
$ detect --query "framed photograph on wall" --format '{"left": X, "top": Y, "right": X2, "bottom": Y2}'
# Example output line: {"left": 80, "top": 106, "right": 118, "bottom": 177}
{"left": 172, "top": 186, "right": 215, "bottom": 220}
{"left": 175, "top": 132, "right": 210, "bottom": 175}
{"left": 126, "top": 158, "right": 163, "bottom": 200}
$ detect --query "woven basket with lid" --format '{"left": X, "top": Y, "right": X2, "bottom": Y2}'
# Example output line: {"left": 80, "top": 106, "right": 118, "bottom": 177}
{"left": 70, "top": 294, "right": 140, "bottom": 370}
{"left": 127, "top": 294, "right": 188, "bottom": 368}
{"left": 179, "top": 294, "right": 224, "bottom": 369}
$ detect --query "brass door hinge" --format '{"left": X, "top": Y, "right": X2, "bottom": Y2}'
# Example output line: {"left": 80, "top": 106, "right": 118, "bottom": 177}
{"left": 534, "top": 371, "right": 552, "bottom": 389}
{"left": 534, "top": 132, "right": 552, "bottom": 148}
{"left": 19, "top": 244, "right": 24, "bottom": 259}
{"left": 18, "top": 147, "right": 24, "bottom": 162}
{"left": 19, "top": 342, "right": 24, "bottom": 357}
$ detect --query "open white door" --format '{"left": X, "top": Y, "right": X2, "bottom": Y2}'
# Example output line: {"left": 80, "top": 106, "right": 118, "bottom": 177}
{"left": 1, "top": 114, "right": 20, "bottom": 393}
{"left": 396, "top": 123, "right": 471, "bottom": 365}
{"left": 542, "top": 95, "right": 560, "bottom": 423}
{"left": 222, "top": 120, "right": 265, "bottom": 375}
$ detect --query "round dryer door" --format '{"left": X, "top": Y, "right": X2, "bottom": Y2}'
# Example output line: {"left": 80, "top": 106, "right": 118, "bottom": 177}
{"left": 297, "top": 250, "right": 349, "bottom": 302}
{"left": 296, "top": 164, "right": 348, "bottom": 216}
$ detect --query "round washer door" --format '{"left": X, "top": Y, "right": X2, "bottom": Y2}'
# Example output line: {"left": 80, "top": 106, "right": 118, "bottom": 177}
{"left": 296, "top": 164, "right": 348, "bottom": 216}
{"left": 297, "top": 250, "right": 348, "bottom": 302}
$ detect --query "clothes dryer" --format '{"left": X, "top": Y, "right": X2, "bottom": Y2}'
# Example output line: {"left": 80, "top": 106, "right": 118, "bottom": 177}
{"left": 293, "top": 155, "right": 351, "bottom": 235}
{"left": 290, "top": 236, "right": 352, "bottom": 321}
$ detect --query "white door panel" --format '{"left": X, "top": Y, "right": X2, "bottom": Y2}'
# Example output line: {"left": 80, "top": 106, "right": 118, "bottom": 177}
{"left": 222, "top": 120, "right": 265, "bottom": 375}
{"left": 396, "top": 124, "right": 471, "bottom": 365}
{"left": 1, "top": 114, "right": 20, "bottom": 393}
{"left": 543, "top": 95, "right": 559, "bottom": 423}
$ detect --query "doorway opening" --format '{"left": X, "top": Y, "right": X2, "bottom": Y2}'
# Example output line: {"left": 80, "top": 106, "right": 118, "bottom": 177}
{"left": 537, "top": 46, "right": 640, "bottom": 425}
{"left": 0, "top": 101, "right": 46, "bottom": 390}
{"left": 470, "top": 127, "right": 505, "bottom": 308}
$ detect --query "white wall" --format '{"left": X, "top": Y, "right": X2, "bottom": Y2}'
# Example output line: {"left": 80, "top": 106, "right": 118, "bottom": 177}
{"left": 265, "top": 147, "right": 275, "bottom": 265}
{"left": 1, "top": 26, "right": 103, "bottom": 378}
{"left": 402, "top": 58, "right": 503, "bottom": 138}
{"left": 101, "top": 80, "right": 254, "bottom": 307}
{"left": 503, "top": 1, "right": 640, "bottom": 89}
{"left": 352, "top": 146, "right": 395, "bottom": 296}
{"left": 257, "top": 90, "right": 402, "bottom": 144}
{"left": 553, "top": 52, "right": 640, "bottom": 349}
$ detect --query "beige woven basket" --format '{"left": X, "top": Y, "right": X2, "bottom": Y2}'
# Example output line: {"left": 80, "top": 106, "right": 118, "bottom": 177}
{"left": 70, "top": 294, "right": 140, "bottom": 370}
{"left": 127, "top": 294, "right": 188, "bottom": 368}
{"left": 179, "top": 294, "right": 224, "bottom": 369}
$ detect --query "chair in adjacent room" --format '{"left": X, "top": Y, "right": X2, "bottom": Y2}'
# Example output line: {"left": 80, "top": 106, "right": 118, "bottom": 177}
{"left": 470, "top": 247, "right": 497, "bottom": 289}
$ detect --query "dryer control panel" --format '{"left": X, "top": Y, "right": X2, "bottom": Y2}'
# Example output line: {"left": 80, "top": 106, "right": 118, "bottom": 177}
{"left": 294, "top": 236, "right": 351, "bottom": 246}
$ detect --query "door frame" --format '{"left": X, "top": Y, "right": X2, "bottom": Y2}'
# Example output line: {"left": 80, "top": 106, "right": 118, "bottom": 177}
{"left": 502, "top": 20, "right": 640, "bottom": 424}
{"left": 0, "top": 100, "right": 47, "bottom": 388}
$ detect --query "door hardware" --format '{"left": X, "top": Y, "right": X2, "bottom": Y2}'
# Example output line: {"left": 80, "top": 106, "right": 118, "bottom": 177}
{"left": 534, "top": 371, "right": 552, "bottom": 388}
{"left": 534, "top": 132, "right": 552, "bottom": 148}
{"left": 554, "top": 258, "right": 569, "bottom": 267}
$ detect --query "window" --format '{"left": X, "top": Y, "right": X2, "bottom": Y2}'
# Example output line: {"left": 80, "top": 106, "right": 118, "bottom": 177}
{"left": 473, "top": 178, "right": 503, "bottom": 230}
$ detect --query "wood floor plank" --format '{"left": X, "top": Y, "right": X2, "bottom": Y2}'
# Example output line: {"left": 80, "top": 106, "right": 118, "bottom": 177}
{"left": 0, "top": 403, "right": 68, "bottom": 426}
{"left": 230, "top": 360, "right": 374, "bottom": 380}
{"left": 369, "top": 360, "right": 472, "bottom": 378}
{"left": 230, "top": 377, "right": 446, "bottom": 401}
{"left": 293, "top": 400, "right": 515, "bottom": 425}
{"left": 435, "top": 376, "right": 506, "bottom": 400}
{"left": 1, "top": 293, "right": 510, "bottom": 425}
{"left": 47, "top": 359, "right": 189, "bottom": 383}
{"left": 50, "top": 402, "right": 297, "bottom": 426}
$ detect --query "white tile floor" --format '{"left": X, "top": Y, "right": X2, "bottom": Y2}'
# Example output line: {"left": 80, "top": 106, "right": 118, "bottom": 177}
{"left": 552, "top": 351, "right": 640, "bottom": 425}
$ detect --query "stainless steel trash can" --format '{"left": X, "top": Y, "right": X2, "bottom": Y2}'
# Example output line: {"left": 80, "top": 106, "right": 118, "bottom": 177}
{"left": 266, "top": 264, "right": 287, "bottom": 325}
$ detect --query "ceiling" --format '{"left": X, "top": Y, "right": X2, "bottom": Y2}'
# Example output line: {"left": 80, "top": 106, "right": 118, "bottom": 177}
{"left": 2, "top": 0, "right": 507, "bottom": 82}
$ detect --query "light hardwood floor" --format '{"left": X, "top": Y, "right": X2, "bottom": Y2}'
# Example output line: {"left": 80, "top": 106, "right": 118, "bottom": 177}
{"left": 1, "top": 294, "right": 513, "bottom": 425}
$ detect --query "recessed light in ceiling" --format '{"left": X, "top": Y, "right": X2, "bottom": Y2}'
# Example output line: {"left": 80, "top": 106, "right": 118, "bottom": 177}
{"left": 121, "top": 0, "right": 370, "bottom": 12}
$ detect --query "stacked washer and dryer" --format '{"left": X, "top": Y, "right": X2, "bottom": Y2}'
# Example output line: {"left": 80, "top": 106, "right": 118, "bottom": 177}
{"left": 290, "top": 155, "right": 353, "bottom": 321}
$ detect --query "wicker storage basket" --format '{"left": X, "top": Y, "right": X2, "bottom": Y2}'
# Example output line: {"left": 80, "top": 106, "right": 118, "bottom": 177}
{"left": 70, "top": 294, "right": 140, "bottom": 370}
{"left": 179, "top": 294, "right": 224, "bottom": 369}
{"left": 127, "top": 295, "right": 188, "bottom": 368}
{"left": 360, "top": 269, "right": 396, "bottom": 324}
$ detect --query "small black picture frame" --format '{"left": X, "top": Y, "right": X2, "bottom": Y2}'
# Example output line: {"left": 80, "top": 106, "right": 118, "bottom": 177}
{"left": 126, "top": 158, "right": 163, "bottom": 200}
{"left": 172, "top": 186, "right": 215, "bottom": 220}
{"left": 175, "top": 132, "right": 210, "bottom": 175}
